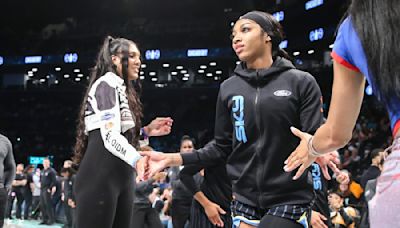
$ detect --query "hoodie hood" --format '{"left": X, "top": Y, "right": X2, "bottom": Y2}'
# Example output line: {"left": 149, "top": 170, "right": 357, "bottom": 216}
{"left": 234, "top": 57, "right": 295, "bottom": 83}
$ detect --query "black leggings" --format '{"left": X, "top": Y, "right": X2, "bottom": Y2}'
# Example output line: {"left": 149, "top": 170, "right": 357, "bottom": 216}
{"left": 74, "top": 130, "right": 135, "bottom": 228}
{"left": 258, "top": 214, "right": 305, "bottom": 228}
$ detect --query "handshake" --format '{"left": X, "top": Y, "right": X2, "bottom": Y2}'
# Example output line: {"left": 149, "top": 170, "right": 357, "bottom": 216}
{"left": 135, "top": 151, "right": 183, "bottom": 181}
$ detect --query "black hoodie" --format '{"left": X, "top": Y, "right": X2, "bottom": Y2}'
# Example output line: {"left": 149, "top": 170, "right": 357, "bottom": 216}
{"left": 182, "top": 57, "right": 323, "bottom": 209}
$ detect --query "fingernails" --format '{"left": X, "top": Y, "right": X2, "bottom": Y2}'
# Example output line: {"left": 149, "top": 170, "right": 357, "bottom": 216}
{"left": 283, "top": 166, "right": 289, "bottom": 172}
{"left": 292, "top": 176, "right": 298, "bottom": 180}
{"left": 284, "top": 160, "right": 288, "bottom": 164}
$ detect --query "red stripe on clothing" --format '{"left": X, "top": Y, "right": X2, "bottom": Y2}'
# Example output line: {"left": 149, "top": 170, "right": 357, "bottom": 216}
{"left": 393, "top": 120, "right": 400, "bottom": 137}
{"left": 331, "top": 52, "right": 361, "bottom": 72}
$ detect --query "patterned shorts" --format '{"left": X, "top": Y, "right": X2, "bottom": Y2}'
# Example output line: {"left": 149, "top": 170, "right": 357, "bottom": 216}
{"left": 231, "top": 200, "right": 310, "bottom": 228}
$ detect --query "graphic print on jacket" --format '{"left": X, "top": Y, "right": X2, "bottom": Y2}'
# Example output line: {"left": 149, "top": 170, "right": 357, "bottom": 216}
{"left": 182, "top": 57, "right": 324, "bottom": 209}
{"left": 84, "top": 72, "right": 142, "bottom": 168}
{"left": 232, "top": 95, "right": 248, "bottom": 143}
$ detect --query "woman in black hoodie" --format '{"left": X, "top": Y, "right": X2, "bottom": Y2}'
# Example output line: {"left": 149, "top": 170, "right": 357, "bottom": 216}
{"left": 143, "top": 11, "right": 324, "bottom": 228}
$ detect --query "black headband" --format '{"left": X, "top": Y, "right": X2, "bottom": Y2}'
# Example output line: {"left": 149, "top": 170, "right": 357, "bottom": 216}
{"left": 240, "top": 11, "right": 273, "bottom": 34}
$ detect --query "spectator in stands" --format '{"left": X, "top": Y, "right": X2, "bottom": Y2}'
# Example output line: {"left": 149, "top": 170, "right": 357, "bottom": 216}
{"left": 360, "top": 148, "right": 383, "bottom": 189}
{"left": 329, "top": 191, "right": 358, "bottom": 228}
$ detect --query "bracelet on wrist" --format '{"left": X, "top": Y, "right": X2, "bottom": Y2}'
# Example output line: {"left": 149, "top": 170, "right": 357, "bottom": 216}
{"left": 308, "top": 136, "right": 323, "bottom": 157}
{"left": 140, "top": 127, "right": 149, "bottom": 139}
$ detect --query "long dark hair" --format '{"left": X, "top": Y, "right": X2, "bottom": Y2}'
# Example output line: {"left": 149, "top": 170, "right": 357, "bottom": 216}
{"left": 73, "top": 36, "right": 143, "bottom": 164}
{"left": 349, "top": 0, "right": 400, "bottom": 101}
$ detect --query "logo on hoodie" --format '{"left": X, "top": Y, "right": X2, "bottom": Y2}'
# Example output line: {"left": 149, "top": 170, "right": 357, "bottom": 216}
{"left": 232, "top": 95, "right": 248, "bottom": 143}
{"left": 273, "top": 90, "right": 292, "bottom": 97}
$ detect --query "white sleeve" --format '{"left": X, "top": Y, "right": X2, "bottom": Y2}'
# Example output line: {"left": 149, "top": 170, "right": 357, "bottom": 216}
{"left": 88, "top": 79, "right": 141, "bottom": 168}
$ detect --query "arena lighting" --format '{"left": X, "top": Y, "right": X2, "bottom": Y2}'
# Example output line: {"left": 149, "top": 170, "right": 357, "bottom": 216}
{"left": 206, "top": 73, "right": 213, "bottom": 77}
{"left": 273, "top": 11, "right": 284, "bottom": 22}
{"left": 27, "top": 71, "right": 34, "bottom": 77}
{"left": 187, "top": 49, "right": 208, "bottom": 57}
{"left": 209, "top": 62, "right": 217, "bottom": 66}
{"left": 184, "top": 73, "right": 190, "bottom": 77}
{"left": 236, "top": 61, "right": 240, "bottom": 65}
{"left": 75, "top": 78, "right": 81, "bottom": 82}
{"left": 74, "top": 69, "right": 80, "bottom": 73}
{"left": 305, "top": 0, "right": 324, "bottom": 10}
{"left": 54, "top": 80, "right": 59, "bottom": 84}
{"left": 140, "top": 71, "right": 144, "bottom": 75}
{"left": 145, "top": 50, "right": 161, "bottom": 60}
{"left": 139, "top": 76, "right": 145, "bottom": 80}
{"left": 46, "top": 75, "right": 50, "bottom": 79}
{"left": 55, "top": 67, "right": 61, "bottom": 71}
{"left": 64, "top": 53, "right": 78, "bottom": 63}
{"left": 308, "top": 50, "right": 315, "bottom": 54}
{"left": 39, "top": 79, "right": 46, "bottom": 83}
{"left": 214, "top": 77, "right": 219, "bottom": 81}
{"left": 309, "top": 28, "right": 324, "bottom": 42}
{"left": 77, "top": 73, "right": 83, "bottom": 77}
{"left": 182, "top": 77, "right": 189, "bottom": 81}
{"left": 293, "top": 52, "right": 300, "bottom": 56}
{"left": 64, "top": 74, "right": 70, "bottom": 79}
{"left": 0, "top": 56, "right": 3, "bottom": 65}
{"left": 180, "top": 70, "right": 187, "bottom": 74}
{"left": 171, "top": 72, "right": 178, "bottom": 76}
{"left": 32, "top": 68, "right": 38, "bottom": 72}
{"left": 141, "top": 64, "right": 146, "bottom": 68}
{"left": 25, "top": 56, "right": 42, "bottom": 64}
{"left": 176, "top": 65, "right": 183, "bottom": 70}
{"left": 279, "top": 40, "right": 288, "bottom": 49}
{"left": 198, "top": 69, "right": 205, "bottom": 73}
{"left": 365, "top": 85, "right": 373, "bottom": 95}
{"left": 200, "top": 65, "right": 207, "bottom": 69}
{"left": 151, "top": 78, "right": 158, "bottom": 82}
{"left": 162, "top": 63, "right": 170, "bottom": 68}
{"left": 149, "top": 72, "right": 156, "bottom": 76}
{"left": 216, "top": 70, "right": 222, "bottom": 75}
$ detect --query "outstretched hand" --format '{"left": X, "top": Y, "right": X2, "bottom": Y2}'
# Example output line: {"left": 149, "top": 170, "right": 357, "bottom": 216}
{"left": 204, "top": 202, "right": 226, "bottom": 227}
{"left": 284, "top": 127, "right": 317, "bottom": 180}
{"left": 315, "top": 151, "right": 341, "bottom": 180}
{"left": 140, "top": 151, "right": 183, "bottom": 177}
{"left": 145, "top": 117, "right": 173, "bottom": 137}
{"left": 136, "top": 156, "right": 149, "bottom": 180}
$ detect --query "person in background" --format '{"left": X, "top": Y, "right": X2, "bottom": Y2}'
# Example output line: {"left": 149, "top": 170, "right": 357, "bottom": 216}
{"left": 23, "top": 165, "right": 34, "bottom": 220}
{"left": 40, "top": 157, "right": 57, "bottom": 225}
{"left": 132, "top": 170, "right": 166, "bottom": 228}
{"left": 328, "top": 191, "right": 358, "bottom": 228}
{"left": 169, "top": 136, "right": 197, "bottom": 228}
{"left": 6, "top": 163, "right": 26, "bottom": 220}
{"left": 360, "top": 148, "right": 383, "bottom": 189}
{"left": 0, "top": 133, "right": 16, "bottom": 227}
{"left": 61, "top": 167, "right": 75, "bottom": 228}
{"left": 30, "top": 168, "right": 41, "bottom": 220}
